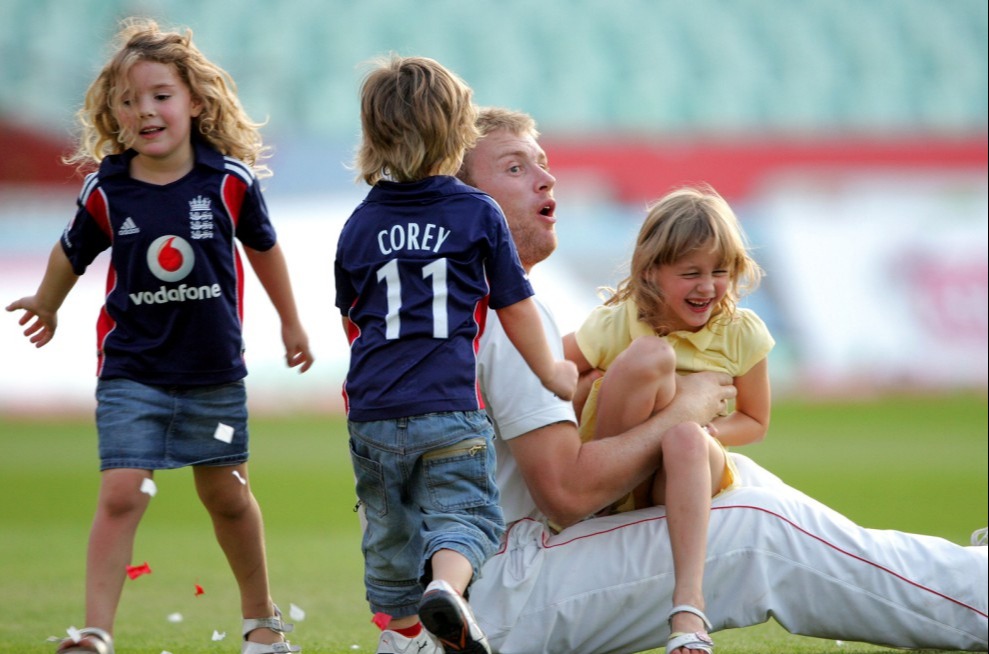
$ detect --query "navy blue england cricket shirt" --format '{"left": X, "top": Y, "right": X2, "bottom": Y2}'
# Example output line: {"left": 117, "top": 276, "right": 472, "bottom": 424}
{"left": 61, "top": 138, "right": 277, "bottom": 386}
{"left": 335, "top": 175, "right": 533, "bottom": 421}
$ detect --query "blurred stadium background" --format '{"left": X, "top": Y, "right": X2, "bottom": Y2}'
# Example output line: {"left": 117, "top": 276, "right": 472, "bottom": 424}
{"left": 1, "top": 0, "right": 986, "bottom": 415}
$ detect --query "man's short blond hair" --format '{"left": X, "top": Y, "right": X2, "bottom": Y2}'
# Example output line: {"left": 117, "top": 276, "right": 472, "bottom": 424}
{"left": 474, "top": 106, "right": 539, "bottom": 139}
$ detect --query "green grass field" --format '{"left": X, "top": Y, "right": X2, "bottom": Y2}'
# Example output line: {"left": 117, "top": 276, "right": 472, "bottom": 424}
{"left": 1, "top": 393, "right": 986, "bottom": 654}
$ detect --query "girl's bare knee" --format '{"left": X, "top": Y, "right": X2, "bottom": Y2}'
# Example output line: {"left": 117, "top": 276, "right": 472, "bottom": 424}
{"left": 99, "top": 490, "right": 147, "bottom": 518}
{"left": 619, "top": 336, "right": 677, "bottom": 381}
{"left": 97, "top": 471, "right": 151, "bottom": 518}
{"left": 196, "top": 475, "right": 252, "bottom": 519}
{"left": 662, "top": 422, "right": 709, "bottom": 462}
{"left": 203, "top": 487, "right": 253, "bottom": 519}
{"left": 628, "top": 335, "right": 674, "bottom": 363}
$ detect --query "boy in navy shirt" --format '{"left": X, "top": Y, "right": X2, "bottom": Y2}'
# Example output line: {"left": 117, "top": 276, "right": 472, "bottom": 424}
{"left": 335, "top": 55, "right": 576, "bottom": 654}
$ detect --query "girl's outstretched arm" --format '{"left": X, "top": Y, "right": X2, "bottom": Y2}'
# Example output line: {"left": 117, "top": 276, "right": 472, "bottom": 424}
{"left": 243, "top": 243, "right": 314, "bottom": 373}
{"left": 709, "top": 356, "right": 770, "bottom": 446}
{"left": 6, "top": 243, "right": 79, "bottom": 348}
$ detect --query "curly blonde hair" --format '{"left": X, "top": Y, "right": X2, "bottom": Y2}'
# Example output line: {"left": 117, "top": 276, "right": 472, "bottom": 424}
{"left": 606, "top": 184, "right": 763, "bottom": 335}
{"left": 355, "top": 54, "right": 477, "bottom": 185}
{"left": 64, "top": 17, "right": 270, "bottom": 177}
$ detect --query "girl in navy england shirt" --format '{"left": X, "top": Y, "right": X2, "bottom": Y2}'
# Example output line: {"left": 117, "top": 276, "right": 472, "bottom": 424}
{"left": 6, "top": 18, "right": 311, "bottom": 654}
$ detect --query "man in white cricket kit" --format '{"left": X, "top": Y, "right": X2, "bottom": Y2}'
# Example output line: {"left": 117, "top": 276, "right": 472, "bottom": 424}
{"left": 458, "top": 107, "right": 988, "bottom": 654}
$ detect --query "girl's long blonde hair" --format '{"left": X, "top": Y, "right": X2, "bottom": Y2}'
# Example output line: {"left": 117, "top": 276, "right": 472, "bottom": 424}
{"left": 64, "top": 17, "right": 271, "bottom": 177}
{"left": 606, "top": 184, "right": 763, "bottom": 335}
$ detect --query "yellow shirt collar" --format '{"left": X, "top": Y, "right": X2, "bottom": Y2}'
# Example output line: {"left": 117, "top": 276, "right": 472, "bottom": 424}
{"left": 625, "top": 299, "right": 718, "bottom": 350}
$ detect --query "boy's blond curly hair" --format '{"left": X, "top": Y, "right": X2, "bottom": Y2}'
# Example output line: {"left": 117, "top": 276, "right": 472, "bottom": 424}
{"left": 355, "top": 54, "right": 477, "bottom": 185}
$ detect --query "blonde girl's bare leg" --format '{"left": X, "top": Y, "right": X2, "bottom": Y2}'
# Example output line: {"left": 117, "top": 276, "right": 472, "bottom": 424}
{"left": 594, "top": 335, "right": 678, "bottom": 440}
{"left": 651, "top": 423, "right": 726, "bottom": 650}
{"left": 595, "top": 336, "right": 678, "bottom": 507}
{"left": 194, "top": 463, "right": 281, "bottom": 646}
{"left": 84, "top": 468, "right": 153, "bottom": 632}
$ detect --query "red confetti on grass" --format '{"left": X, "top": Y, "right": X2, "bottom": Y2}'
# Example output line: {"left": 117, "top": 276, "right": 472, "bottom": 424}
{"left": 125, "top": 562, "right": 152, "bottom": 579}
{"left": 194, "top": 584, "right": 205, "bottom": 596}
{"left": 371, "top": 612, "right": 391, "bottom": 631}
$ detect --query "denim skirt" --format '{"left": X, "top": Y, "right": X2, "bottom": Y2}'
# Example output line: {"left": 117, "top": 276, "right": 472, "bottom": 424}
{"left": 95, "top": 377, "right": 249, "bottom": 471}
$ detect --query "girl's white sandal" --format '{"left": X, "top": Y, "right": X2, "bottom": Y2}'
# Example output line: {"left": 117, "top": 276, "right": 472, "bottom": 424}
{"left": 666, "top": 604, "right": 714, "bottom": 654}
{"left": 242, "top": 605, "right": 301, "bottom": 654}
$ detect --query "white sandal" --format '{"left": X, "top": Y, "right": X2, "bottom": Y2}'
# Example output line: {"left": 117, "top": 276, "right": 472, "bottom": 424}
{"left": 666, "top": 604, "right": 714, "bottom": 654}
{"left": 56, "top": 627, "right": 114, "bottom": 654}
{"left": 242, "top": 605, "right": 301, "bottom": 654}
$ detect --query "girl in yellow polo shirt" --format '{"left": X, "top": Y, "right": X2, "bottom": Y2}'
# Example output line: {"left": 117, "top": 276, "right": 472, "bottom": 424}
{"left": 563, "top": 184, "right": 772, "bottom": 654}
{"left": 564, "top": 184, "right": 773, "bottom": 510}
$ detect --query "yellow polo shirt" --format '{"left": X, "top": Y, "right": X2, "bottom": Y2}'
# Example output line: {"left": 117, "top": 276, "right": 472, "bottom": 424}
{"left": 574, "top": 300, "right": 774, "bottom": 512}
{"left": 575, "top": 300, "right": 774, "bottom": 377}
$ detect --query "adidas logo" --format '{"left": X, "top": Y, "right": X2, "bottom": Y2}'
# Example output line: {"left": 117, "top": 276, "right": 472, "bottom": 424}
{"left": 118, "top": 217, "right": 140, "bottom": 236}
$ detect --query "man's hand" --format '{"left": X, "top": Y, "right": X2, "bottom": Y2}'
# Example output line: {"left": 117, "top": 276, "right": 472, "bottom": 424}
{"left": 674, "top": 371, "right": 736, "bottom": 425}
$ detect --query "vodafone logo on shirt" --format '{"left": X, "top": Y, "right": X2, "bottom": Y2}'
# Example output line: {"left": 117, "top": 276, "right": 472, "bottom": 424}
{"left": 130, "top": 235, "right": 221, "bottom": 305}
{"left": 147, "top": 235, "right": 195, "bottom": 281}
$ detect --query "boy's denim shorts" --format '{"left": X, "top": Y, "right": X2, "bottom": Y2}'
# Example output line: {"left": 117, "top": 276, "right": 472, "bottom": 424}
{"left": 348, "top": 410, "right": 505, "bottom": 618}
{"left": 95, "top": 377, "right": 249, "bottom": 471}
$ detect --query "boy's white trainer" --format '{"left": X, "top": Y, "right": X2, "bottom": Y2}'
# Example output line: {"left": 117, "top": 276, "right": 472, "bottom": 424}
{"left": 376, "top": 628, "right": 442, "bottom": 654}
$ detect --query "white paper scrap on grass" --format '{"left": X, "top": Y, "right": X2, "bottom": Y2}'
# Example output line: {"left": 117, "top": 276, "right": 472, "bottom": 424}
{"left": 290, "top": 603, "right": 306, "bottom": 621}
{"left": 140, "top": 478, "right": 157, "bottom": 496}
{"left": 212, "top": 630, "right": 226, "bottom": 641}
{"left": 167, "top": 613, "right": 183, "bottom": 623}
{"left": 214, "top": 422, "right": 235, "bottom": 443}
